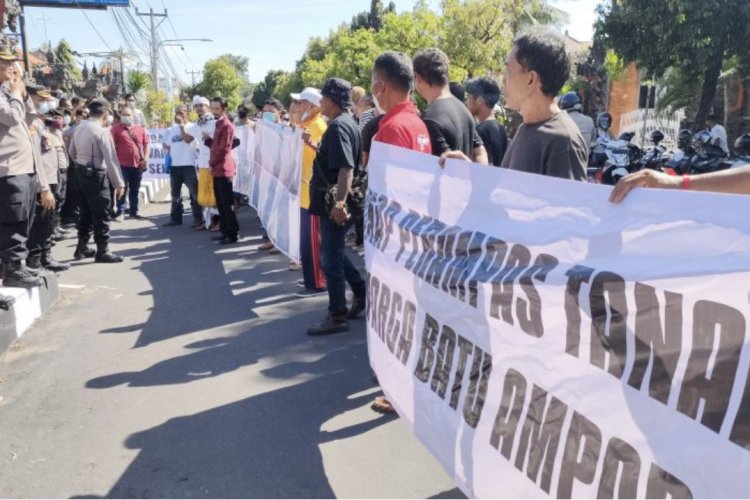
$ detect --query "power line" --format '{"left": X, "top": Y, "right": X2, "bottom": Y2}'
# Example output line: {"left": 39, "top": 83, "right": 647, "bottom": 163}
{"left": 73, "top": 1, "right": 114, "bottom": 52}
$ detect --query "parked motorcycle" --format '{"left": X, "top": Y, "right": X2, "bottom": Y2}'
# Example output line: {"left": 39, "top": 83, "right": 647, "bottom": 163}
{"left": 731, "top": 133, "right": 750, "bottom": 169}
{"left": 635, "top": 130, "right": 668, "bottom": 172}
{"left": 588, "top": 131, "right": 643, "bottom": 185}
{"left": 685, "top": 130, "right": 732, "bottom": 175}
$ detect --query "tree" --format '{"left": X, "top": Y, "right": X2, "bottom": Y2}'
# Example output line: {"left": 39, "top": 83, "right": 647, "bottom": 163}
{"left": 376, "top": 2, "right": 443, "bottom": 56}
{"left": 597, "top": 0, "right": 750, "bottom": 127}
{"left": 54, "top": 39, "right": 82, "bottom": 80}
{"left": 251, "top": 69, "right": 291, "bottom": 109}
{"left": 351, "top": 0, "right": 396, "bottom": 31}
{"left": 143, "top": 89, "right": 180, "bottom": 127}
{"left": 198, "top": 57, "right": 243, "bottom": 110}
{"left": 216, "top": 54, "right": 249, "bottom": 79}
{"left": 126, "top": 70, "right": 151, "bottom": 96}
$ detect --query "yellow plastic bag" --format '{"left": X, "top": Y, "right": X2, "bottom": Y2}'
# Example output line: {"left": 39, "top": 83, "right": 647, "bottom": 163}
{"left": 197, "top": 168, "right": 216, "bottom": 208}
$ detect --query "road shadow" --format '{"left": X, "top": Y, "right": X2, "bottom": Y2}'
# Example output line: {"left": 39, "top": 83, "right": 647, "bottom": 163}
{"left": 84, "top": 335, "right": 393, "bottom": 498}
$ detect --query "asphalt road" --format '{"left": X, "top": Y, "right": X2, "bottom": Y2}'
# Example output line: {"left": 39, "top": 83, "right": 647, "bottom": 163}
{"left": 0, "top": 195, "right": 461, "bottom": 499}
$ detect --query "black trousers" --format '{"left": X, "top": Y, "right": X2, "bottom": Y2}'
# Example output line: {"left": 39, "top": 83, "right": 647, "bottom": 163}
{"left": 170, "top": 166, "right": 202, "bottom": 224}
{"left": 75, "top": 166, "right": 112, "bottom": 245}
{"left": 212, "top": 176, "right": 239, "bottom": 238}
{"left": 60, "top": 163, "right": 81, "bottom": 225}
{"left": 27, "top": 183, "right": 59, "bottom": 262}
{"left": 0, "top": 173, "right": 36, "bottom": 265}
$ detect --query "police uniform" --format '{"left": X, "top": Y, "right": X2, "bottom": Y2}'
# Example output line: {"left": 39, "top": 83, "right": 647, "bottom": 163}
{"left": 27, "top": 104, "right": 69, "bottom": 272}
{"left": 0, "top": 57, "right": 50, "bottom": 288}
{"left": 68, "top": 98, "right": 125, "bottom": 263}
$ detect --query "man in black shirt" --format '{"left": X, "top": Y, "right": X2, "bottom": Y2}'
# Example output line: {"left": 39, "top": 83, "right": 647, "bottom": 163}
{"left": 307, "top": 78, "right": 366, "bottom": 336}
{"left": 413, "top": 48, "right": 488, "bottom": 165}
{"left": 466, "top": 77, "right": 508, "bottom": 167}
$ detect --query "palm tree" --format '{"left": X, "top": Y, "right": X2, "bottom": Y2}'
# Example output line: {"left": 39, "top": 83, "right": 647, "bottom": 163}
{"left": 126, "top": 70, "right": 151, "bottom": 96}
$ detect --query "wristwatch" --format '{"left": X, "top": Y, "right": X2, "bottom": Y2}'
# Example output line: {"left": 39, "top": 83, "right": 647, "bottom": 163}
{"left": 335, "top": 200, "right": 346, "bottom": 209}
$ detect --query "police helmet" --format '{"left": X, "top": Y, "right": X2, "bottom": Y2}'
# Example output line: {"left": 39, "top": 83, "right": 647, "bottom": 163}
{"left": 559, "top": 92, "right": 581, "bottom": 111}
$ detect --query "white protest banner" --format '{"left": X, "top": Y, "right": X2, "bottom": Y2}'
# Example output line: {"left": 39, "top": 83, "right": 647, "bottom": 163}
{"left": 143, "top": 128, "right": 168, "bottom": 178}
{"left": 237, "top": 120, "right": 302, "bottom": 262}
{"left": 365, "top": 141, "right": 750, "bottom": 499}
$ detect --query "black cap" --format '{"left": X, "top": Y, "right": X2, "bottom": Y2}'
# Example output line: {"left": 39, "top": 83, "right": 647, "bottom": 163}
{"left": 88, "top": 97, "right": 111, "bottom": 113}
{"left": 321, "top": 78, "right": 353, "bottom": 110}
{"left": 45, "top": 109, "right": 63, "bottom": 118}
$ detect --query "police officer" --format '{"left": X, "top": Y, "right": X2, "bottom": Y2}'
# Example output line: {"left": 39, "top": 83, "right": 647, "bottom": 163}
{"left": 559, "top": 91, "right": 596, "bottom": 157}
{"left": 68, "top": 98, "right": 125, "bottom": 263}
{"left": 26, "top": 97, "right": 69, "bottom": 272}
{"left": 0, "top": 48, "right": 54, "bottom": 288}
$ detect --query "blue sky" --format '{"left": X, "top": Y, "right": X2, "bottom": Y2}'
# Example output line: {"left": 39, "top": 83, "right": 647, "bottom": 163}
{"left": 22, "top": 0, "right": 600, "bottom": 83}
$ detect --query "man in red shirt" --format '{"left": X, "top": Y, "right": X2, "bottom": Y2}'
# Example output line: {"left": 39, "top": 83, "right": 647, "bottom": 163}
{"left": 207, "top": 96, "right": 239, "bottom": 244}
{"left": 370, "top": 51, "right": 431, "bottom": 154}
{"left": 368, "top": 51, "right": 432, "bottom": 415}
{"left": 111, "top": 105, "right": 150, "bottom": 220}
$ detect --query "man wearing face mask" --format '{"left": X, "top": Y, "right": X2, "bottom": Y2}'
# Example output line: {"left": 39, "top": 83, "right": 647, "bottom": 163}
{"left": 185, "top": 96, "right": 216, "bottom": 230}
{"left": 111, "top": 105, "right": 150, "bottom": 220}
{"left": 163, "top": 106, "right": 201, "bottom": 227}
{"left": 0, "top": 51, "right": 55, "bottom": 288}
{"left": 68, "top": 98, "right": 125, "bottom": 263}
{"left": 26, "top": 108, "right": 69, "bottom": 272}
{"left": 296, "top": 87, "right": 327, "bottom": 295}
{"left": 257, "top": 98, "right": 284, "bottom": 252}
{"left": 60, "top": 108, "right": 87, "bottom": 227}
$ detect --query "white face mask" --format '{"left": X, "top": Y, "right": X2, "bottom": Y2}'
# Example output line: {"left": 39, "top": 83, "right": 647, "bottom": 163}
{"left": 121, "top": 116, "right": 133, "bottom": 126}
{"left": 37, "top": 102, "right": 51, "bottom": 114}
{"left": 106, "top": 115, "right": 114, "bottom": 125}
{"left": 63, "top": 115, "right": 71, "bottom": 126}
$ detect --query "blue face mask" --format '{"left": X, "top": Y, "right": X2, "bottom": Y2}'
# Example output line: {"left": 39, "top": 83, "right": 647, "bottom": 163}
{"left": 262, "top": 111, "right": 277, "bottom": 123}
{"left": 38, "top": 102, "right": 51, "bottom": 115}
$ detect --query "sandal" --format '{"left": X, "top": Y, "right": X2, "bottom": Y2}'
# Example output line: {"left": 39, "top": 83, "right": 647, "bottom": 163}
{"left": 371, "top": 396, "right": 396, "bottom": 414}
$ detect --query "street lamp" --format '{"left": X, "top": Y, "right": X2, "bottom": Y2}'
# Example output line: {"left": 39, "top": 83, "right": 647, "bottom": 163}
{"left": 152, "top": 38, "right": 212, "bottom": 90}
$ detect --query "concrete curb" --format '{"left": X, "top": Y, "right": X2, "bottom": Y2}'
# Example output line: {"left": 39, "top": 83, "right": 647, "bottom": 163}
{"left": 0, "top": 272, "right": 59, "bottom": 355}
{"left": 139, "top": 177, "right": 170, "bottom": 208}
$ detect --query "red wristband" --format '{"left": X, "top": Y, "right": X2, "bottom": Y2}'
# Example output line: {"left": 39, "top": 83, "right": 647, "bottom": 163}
{"left": 682, "top": 175, "right": 692, "bottom": 190}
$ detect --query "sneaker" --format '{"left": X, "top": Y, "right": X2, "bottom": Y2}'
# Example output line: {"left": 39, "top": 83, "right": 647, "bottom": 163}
{"left": 307, "top": 314, "right": 349, "bottom": 336}
{"left": 346, "top": 295, "right": 366, "bottom": 319}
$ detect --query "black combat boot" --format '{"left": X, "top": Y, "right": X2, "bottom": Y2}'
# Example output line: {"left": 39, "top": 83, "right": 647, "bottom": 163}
{"left": 73, "top": 238, "right": 96, "bottom": 260}
{"left": 3, "top": 261, "right": 43, "bottom": 288}
{"left": 42, "top": 253, "right": 70, "bottom": 272}
{"left": 94, "top": 243, "right": 123, "bottom": 264}
{"left": 0, "top": 294, "right": 15, "bottom": 311}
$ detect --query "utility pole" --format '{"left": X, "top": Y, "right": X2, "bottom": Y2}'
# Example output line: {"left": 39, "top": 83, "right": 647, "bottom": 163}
{"left": 136, "top": 7, "right": 167, "bottom": 91}
{"left": 185, "top": 69, "right": 201, "bottom": 86}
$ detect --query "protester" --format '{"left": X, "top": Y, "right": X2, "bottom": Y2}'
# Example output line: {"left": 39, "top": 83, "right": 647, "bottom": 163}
{"left": 257, "top": 98, "right": 284, "bottom": 253}
{"left": 498, "top": 28, "right": 587, "bottom": 179}
{"left": 68, "top": 98, "right": 125, "bottom": 263}
{"left": 297, "top": 87, "right": 327, "bottom": 296}
{"left": 26, "top": 107, "right": 69, "bottom": 272}
{"left": 559, "top": 91, "right": 595, "bottom": 157}
{"left": 0, "top": 49, "right": 54, "bottom": 287}
{"left": 123, "top": 93, "right": 146, "bottom": 126}
{"left": 449, "top": 81, "right": 465, "bottom": 102}
{"left": 357, "top": 95, "right": 376, "bottom": 131}
{"left": 413, "top": 48, "right": 488, "bottom": 164}
{"left": 368, "top": 50, "right": 433, "bottom": 413}
{"left": 307, "top": 78, "right": 366, "bottom": 335}
{"left": 706, "top": 114, "right": 729, "bottom": 155}
{"left": 185, "top": 95, "right": 216, "bottom": 231}
{"left": 466, "top": 77, "right": 508, "bottom": 166}
{"left": 288, "top": 95, "right": 302, "bottom": 127}
{"left": 207, "top": 97, "right": 239, "bottom": 245}
{"left": 111, "top": 104, "right": 150, "bottom": 220}
{"left": 163, "top": 105, "right": 201, "bottom": 227}
{"left": 232, "top": 104, "right": 255, "bottom": 213}
{"left": 351, "top": 86, "right": 366, "bottom": 120}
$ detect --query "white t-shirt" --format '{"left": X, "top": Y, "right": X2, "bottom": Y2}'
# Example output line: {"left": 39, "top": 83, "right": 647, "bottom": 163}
{"left": 164, "top": 123, "right": 198, "bottom": 167}
{"left": 189, "top": 116, "right": 216, "bottom": 168}
{"left": 710, "top": 124, "right": 729, "bottom": 154}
